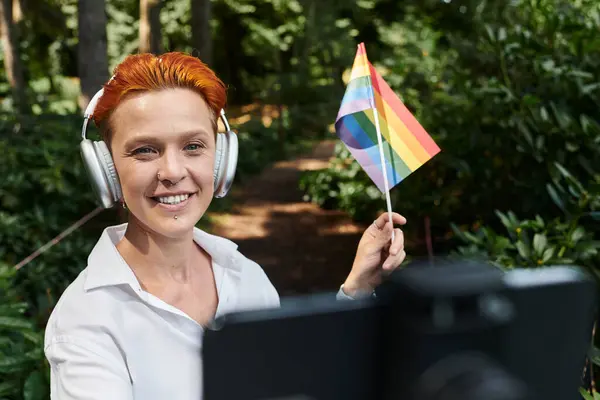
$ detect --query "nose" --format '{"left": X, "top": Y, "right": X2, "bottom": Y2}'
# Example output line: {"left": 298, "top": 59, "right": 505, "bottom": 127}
{"left": 157, "top": 148, "right": 186, "bottom": 185}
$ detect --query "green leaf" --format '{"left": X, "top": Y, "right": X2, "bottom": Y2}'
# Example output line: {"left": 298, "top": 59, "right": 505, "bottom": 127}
{"left": 493, "top": 236, "right": 512, "bottom": 253}
{"left": 497, "top": 27, "right": 507, "bottom": 41}
{"left": 484, "top": 24, "right": 495, "bottom": 42}
{"left": 554, "top": 162, "right": 574, "bottom": 179}
{"left": 0, "top": 316, "right": 34, "bottom": 330}
{"left": 580, "top": 114, "right": 599, "bottom": 135}
{"left": 0, "top": 381, "right": 17, "bottom": 396}
{"left": 516, "top": 241, "right": 530, "bottom": 259}
{"left": 582, "top": 82, "right": 600, "bottom": 95}
{"left": 0, "top": 302, "right": 28, "bottom": 315}
{"left": 21, "top": 330, "right": 43, "bottom": 345}
{"left": 495, "top": 210, "right": 512, "bottom": 230}
{"left": 0, "top": 354, "right": 32, "bottom": 373}
{"left": 542, "top": 247, "right": 554, "bottom": 262}
{"left": 535, "top": 215, "right": 545, "bottom": 227}
{"left": 286, "top": 0, "right": 302, "bottom": 13}
{"left": 568, "top": 70, "right": 593, "bottom": 79}
{"left": 356, "top": 0, "right": 375, "bottom": 9}
{"left": 572, "top": 227, "right": 586, "bottom": 243}
{"left": 546, "top": 183, "right": 566, "bottom": 212}
{"left": 579, "top": 387, "right": 594, "bottom": 400}
{"left": 541, "top": 59, "right": 555, "bottom": 72}
{"left": 24, "top": 371, "right": 47, "bottom": 400}
{"left": 533, "top": 233, "right": 548, "bottom": 255}
{"left": 588, "top": 345, "right": 600, "bottom": 367}
{"left": 522, "top": 94, "right": 540, "bottom": 106}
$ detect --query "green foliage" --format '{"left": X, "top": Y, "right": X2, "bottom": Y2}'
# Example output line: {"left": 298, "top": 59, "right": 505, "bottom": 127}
{"left": 299, "top": 143, "right": 385, "bottom": 221}
{"left": 0, "top": 114, "right": 112, "bottom": 314}
{"left": 452, "top": 156, "right": 600, "bottom": 280}
{"left": 234, "top": 118, "right": 286, "bottom": 180}
{"left": 301, "top": 0, "right": 600, "bottom": 251}
{"left": 0, "top": 114, "right": 112, "bottom": 398}
{"left": 580, "top": 388, "right": 600, "bottom": 400}
{"left": 0, "top": 266, "right": 49, "bottom": 400}
{"left": 452, "top": 210, "right": 600, "bottom": 270}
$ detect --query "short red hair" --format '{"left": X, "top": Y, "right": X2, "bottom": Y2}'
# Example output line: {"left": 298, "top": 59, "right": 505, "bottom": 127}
{"left": 93, "top": 52, "right": 227, "bottom": 142}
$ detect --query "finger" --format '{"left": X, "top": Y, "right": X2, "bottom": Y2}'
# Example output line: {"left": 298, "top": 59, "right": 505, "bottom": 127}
{"left": 389, "top": 228, "right": 404, "bottom": 255}
{"left": 373, "top": 212, "right": 407, "bottom": 230}
{"left": 372, "top": 216, "right": 385, "bottom": 231}
{"left": 382, "top": 241, "right": 391, "bottom": 253}
{"left": 391, "top": 212, "right": 407, "bottom": 226}
{"left": 376, "top": 222, "right": 394, "bottom": 246}
{"left": 382, "top": 250, "right": 406, "bottom": 271}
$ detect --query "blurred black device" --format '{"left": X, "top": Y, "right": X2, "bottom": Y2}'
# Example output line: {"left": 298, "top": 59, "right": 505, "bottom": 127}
{"left": 202, "top": 262, "right": 597, "bottom": 400}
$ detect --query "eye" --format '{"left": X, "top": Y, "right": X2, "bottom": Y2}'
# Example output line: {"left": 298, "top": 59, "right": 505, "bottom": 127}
{"left": 185, "top": 142, "right": 205, "bottom": 151}
{"left": 132, "top": 147, "right": 156, "bottom": 155}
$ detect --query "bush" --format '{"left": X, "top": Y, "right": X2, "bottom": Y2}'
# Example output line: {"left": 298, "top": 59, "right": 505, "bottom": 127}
{"left": 0, "top": 114, "right": 113, "bottom": 318}
{"left": 0, "top": 266, "right": 48, "bottom": 400}
{"left": 301, "top": 0, "right": 600, "bottom": 254}
{"left": 452, "top": 153, "right": 600, "bottom": 275}
{"left": 299, "top": 143, "right": 385, "bottom": 221}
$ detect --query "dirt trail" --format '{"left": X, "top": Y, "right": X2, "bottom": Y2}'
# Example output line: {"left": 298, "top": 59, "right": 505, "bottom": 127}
{"left": 208, "top": 140, "right": 368, "bottom": 296}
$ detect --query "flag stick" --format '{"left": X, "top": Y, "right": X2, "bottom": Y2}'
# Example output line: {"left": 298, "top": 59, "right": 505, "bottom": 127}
{"left": 360, "top": 43, "right": 395, "bottom": 242}
{"left": 372, "top": 107, "right": 395, "bottom": 243}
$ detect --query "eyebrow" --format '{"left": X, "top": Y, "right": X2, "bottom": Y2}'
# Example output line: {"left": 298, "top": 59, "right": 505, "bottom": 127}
{"left": 123, "top": 130, "right": 211, "bottom": 150}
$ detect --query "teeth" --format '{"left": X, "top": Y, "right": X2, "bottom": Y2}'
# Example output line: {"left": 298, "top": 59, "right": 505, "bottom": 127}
{"left": 157, "top": 194, "right": 190, "bottom": 205}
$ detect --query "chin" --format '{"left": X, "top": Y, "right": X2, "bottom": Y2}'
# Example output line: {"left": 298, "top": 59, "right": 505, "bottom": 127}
{"left": 155, "top": 218, "right": 199, "bottom": 238}
{"left": 129, "top": 196, "right": 209, "bottom": 239}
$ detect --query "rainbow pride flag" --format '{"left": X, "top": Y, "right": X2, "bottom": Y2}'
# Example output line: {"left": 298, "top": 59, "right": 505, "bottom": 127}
{"left": 335, "top": 43, "right": 441, "bottom": 193}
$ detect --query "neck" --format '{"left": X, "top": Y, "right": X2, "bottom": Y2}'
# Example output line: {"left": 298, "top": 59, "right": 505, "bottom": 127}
{"left": 116, "top": 217, "right": 197, "bottom": 285}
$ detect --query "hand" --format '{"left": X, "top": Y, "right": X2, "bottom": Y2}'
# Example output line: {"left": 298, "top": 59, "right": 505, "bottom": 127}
{"left": 342, "top": 212, "right": 407, "bottom": 298}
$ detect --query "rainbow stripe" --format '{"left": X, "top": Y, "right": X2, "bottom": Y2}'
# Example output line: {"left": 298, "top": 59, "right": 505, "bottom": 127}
{"left": 335, "top": 43, "right": 440, "bottom": 192}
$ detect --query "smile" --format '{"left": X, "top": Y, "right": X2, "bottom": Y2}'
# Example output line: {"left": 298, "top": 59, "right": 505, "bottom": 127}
{"left": 157, "top": 194, "right": 190, "bottom": 205}
{"left": 150, "top": 192, "right": 196, "bottom": 211}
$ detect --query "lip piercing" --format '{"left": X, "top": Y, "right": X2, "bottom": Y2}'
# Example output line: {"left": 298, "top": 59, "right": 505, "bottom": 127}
{"left": 157, "top": 172, "right": 161, "bottom": 179}
{"left": 174, "top": 216, "right": 178, "bottom": 220}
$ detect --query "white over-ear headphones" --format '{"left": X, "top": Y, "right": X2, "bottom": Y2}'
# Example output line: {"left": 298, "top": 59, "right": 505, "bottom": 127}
{"left": 80, "top": 85, "right": 238, "bottom": 209}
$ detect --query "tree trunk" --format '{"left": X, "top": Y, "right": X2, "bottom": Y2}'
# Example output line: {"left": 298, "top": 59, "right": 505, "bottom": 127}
{"left": 191, "top": 0, "right": 211, "bottom": 65}
{"left": 139, "top": 0, "right": 162, "bottom": 54}
{"left": 12, "top": 0, "right": 21, "bottom": 23}
{"left": 0, "top": 0, "right": 27, "bottom": 114}
{"left": 77, "top": 0, "right": 109, "bottom": 112}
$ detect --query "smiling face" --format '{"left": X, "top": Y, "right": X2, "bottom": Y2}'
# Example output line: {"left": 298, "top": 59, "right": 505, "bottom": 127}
{"left": 109, "top": 88, "right": 216, "bottom": 239}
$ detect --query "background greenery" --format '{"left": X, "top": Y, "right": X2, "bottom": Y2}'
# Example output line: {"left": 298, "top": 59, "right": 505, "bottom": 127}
{"left": 0, "top": 0, "right": 598, "bottom": 398}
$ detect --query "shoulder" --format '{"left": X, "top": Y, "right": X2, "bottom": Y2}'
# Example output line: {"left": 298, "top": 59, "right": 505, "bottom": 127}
{"left": 44, "top": 267, "right": 127, "bottom": 354}
{"left": 44, "top": 269, "right": 132, "bottom": 383}
{"left": 235, "top": 251, "right": 279, "bottom": 301}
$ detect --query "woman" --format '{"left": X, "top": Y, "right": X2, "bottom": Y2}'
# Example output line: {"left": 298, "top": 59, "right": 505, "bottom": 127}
{"left": 44, "top": 52, "right": 406, "bottom": 400}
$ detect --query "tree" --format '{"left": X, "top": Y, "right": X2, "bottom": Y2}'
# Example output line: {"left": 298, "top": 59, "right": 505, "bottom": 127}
{"left": 191, "top": 0, "right": 211, "bottom": 65}
{"left": 0, "top": 0, "right": 27, "bottom": 114}
{"left": 139, "top": 0, "right": 162, "bottom": 54}
{"left": 77, "top": 0, "right": 109, "bottom": 111}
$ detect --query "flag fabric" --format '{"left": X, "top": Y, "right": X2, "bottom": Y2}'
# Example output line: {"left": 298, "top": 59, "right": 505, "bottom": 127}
{"left": 335, "top": 42, "right": 441, "bottom": 193}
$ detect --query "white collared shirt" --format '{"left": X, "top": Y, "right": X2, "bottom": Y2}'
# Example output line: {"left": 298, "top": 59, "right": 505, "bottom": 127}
{"left": 45, "top": 224, "right": 352, "bottom": 400}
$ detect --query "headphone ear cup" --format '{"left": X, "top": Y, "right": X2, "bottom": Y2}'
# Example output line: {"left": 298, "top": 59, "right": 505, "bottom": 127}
{"left": 213, "top": 130, "right": 238, "bottom": 198}
{"left": 213, "top": 133, "right": 225, "bottom": 193}
{"left": 94, "top": 141, "right": 123, "bottom": 201}
{"left": 80, "top": 139, "right": 122, "bottom": 208}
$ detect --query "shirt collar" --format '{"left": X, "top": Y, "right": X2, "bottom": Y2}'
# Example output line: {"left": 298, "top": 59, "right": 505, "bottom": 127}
{"left": 83, "top": 223, "right": 241, "bottom": 292}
